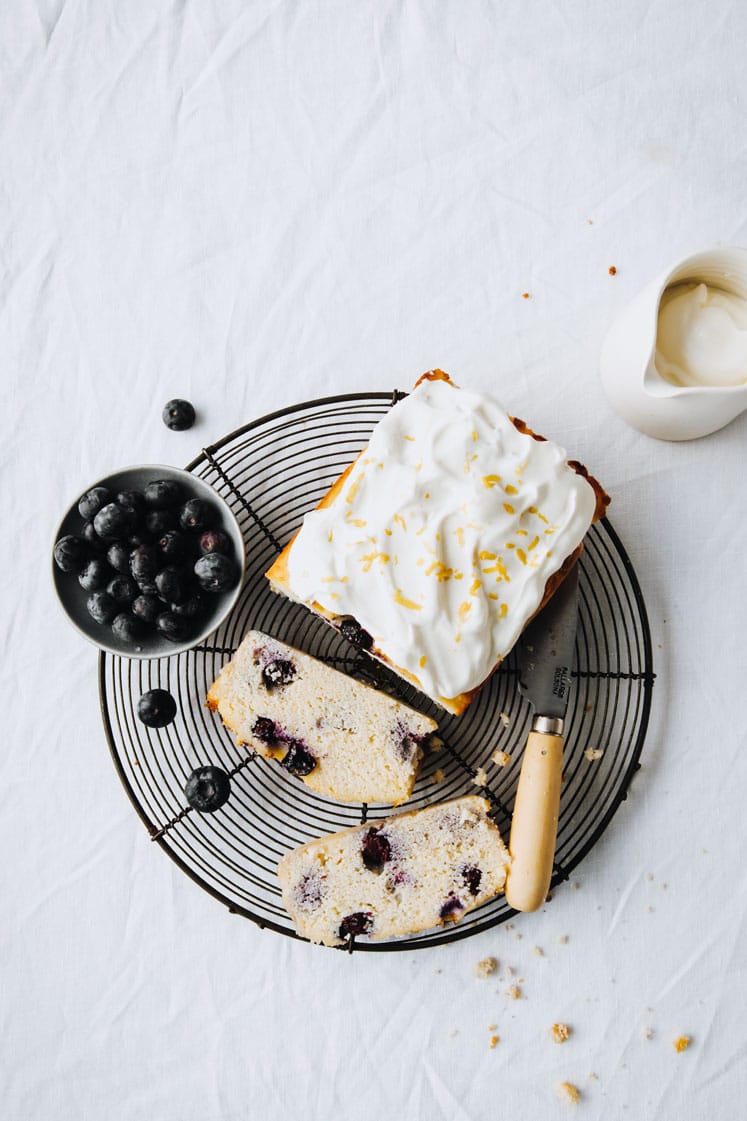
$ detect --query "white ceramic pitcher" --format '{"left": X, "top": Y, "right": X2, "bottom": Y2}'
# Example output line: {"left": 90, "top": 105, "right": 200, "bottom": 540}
{"left": 600, "top": 247, "right": 747, "bottom": 441}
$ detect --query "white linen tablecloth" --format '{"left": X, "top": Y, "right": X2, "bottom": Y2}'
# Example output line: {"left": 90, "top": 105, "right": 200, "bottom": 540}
{"left": 3, "top": 3, "right": 746, "bottom": 1118}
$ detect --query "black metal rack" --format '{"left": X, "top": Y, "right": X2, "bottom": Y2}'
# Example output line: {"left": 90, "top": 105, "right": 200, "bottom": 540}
{"left": 99, "top": 392, "right": 655, "bottom": 951}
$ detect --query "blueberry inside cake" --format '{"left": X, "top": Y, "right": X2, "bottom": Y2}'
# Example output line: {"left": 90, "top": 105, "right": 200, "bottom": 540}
{"left": 277, "top": 796, "right": 510, "bottom": 946}
{"left": 206, "top": 631, "right": 437, "bottom": 805}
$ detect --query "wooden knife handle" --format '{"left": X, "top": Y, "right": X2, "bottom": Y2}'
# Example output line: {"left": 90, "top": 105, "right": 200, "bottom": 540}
{"left": 505, "top": 731, "right": 564, "bottom": 913}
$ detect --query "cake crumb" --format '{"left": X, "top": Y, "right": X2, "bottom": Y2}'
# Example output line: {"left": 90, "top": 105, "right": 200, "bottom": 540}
{"left": 556, "top": 1082, "right": 580, "bottom": 1105}
{"left": 474, "top": 956, "right": 497, "bottom": 979}
{"left": 584, "top": 702, "right": 593, "bottom": 712}
{"left": 642, "top": 1027, "right": 654, "bottom": 1040}
{"left": 609, "top": 265, "right": 617, "bottom": 276}
{"left": 499, "top": 711, "right": 511, "bottom": 727}
{"left": 558, "top": 935, "right": 569, "bottom": 944}
{"left": 433, "top": 768, "right": 446, "bottom": 784}
{"left": 588, "top": 1072, "right": 598, "bottom": 1081}
{"left": 504, "top": 965, "right": 514, "bottom": 979}
{"left": 532, "top": 946, "right": 544, "bottom": 957}
{"left": 506, "top": 984, "right": 522, "bottom": 1000}
{"left": 522, "top": 292, "right": 530, "bottom": 299}
{"left": 550, "top": 1023, "right": 571, "bottom": 1044}
{"left": 646, "top": 872, "right": 654, "bottom": 881}
{"left": 584, "top": 748, "right": 604, "bottom": 761}
{"left": 429, "top": 735, "right": 444, "bottom": 753}
{"left": 492, "top": 749, "right": 511, "bottom": 767}
{"left": 514, "top": 933, "right": 523, "bottom": 941}
{"left": 489, "top": 1034, "right": 500, "bottom": 1049}
{"left": 505, "top": 923, "right": 514, "bottom": 931}
{"left": 570, "top": 882, "right": 580, "bottom": 891}
{"left": 472, "top": 767, "right": 489, "bottom": 787}
{"left": 673, "top": 1035, "right": 691, "bottom": 1053}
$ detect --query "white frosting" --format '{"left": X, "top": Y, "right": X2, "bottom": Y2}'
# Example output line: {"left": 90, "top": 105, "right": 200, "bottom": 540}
{"left": 286, "top": 379, "right": 598, "bottom": 702}
{"left": 656, "top": 282, "right": 747, "bottom": 388}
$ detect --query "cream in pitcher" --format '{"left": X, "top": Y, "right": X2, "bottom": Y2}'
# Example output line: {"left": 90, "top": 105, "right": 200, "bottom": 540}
{"left": 600, "top": 247, "right": 747, "bottom": 441}
{"left": 655, "top": 282, "right": 747, "bottom": 388}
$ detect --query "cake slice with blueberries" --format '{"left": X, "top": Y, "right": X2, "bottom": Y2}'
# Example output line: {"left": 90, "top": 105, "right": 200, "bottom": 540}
{"left": 206, "top": 631, "right": 437, "bottom": 805}
{"left": 277, "top": 795, "right": 510, "bottom": 946}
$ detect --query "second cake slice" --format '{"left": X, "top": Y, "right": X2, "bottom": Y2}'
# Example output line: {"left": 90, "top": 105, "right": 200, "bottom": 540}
{"left": 207, "top": 631, "right": 437, "bottom": 805}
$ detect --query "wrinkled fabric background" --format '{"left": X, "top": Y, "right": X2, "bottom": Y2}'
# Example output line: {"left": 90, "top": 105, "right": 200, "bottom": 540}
{"left": 2, "top": 2, "right": 746, "bottom": 1118}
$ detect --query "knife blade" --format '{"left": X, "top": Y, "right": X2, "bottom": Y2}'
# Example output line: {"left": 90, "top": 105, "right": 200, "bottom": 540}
{"left": 505, "top": 564, "right": 579, "bottom": 912}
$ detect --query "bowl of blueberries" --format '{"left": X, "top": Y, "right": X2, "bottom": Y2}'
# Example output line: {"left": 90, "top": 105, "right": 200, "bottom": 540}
{"left": 52, "top": 464, "right": 245, "bottom": 658}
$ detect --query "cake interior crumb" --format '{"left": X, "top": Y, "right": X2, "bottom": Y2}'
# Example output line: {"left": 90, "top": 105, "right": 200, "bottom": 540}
{"left": 674, "top": 1035, "right": 691, "bottom": 1052}
{"left": 474, "top": 956, "right": 497, "bottom": 979}
{"left": 472, "top": 767, "right": 488, "bottom": 787}
{"left": 492, "top": 749, "right": 511, "bottom": 767}
{"left": 556, "top": 1082, "right": 580, "bottom": 1105}
{"left": 506, "top": 984, "right": 522, "bottom": 1000}
{"left": 558, "top": 934, "right": 569, "bottom": 944}
{"left": 641, "top": 1027, "right": 654, "bottom": 1040}
{"left": 489, "top": 1034, "right": 500, "bottom": 1049}
{"left": 584, "top": 747, "right": 604, "bottom": 761}
{"left": 551, "top": 1022, "right": 571, "bottom": 1044}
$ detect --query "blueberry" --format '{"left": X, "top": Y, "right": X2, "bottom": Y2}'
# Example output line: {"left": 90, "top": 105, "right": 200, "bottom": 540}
{"left": 280, "top": 740, "right": 316, "bottom": 776}
{"left": 129, "top": 544, "right": 159, "bottom": 583}
{"left": 111, "top": 612, "right": 145, "bottom": 643}
{"left": 294, "top": 870, "right": 325, "bottom": 911}
{"left": 162, "top": 399, "right": 196, "bottom": 431}
{"left": 155, "top": 566, "right": 191, "bottom": 604}
{"left": 116, "top": 490, "right": 146, "bottom": 517}
{"left": 361, "top": 827, "right": 392, "bottom": 872}
{"left": 108, "top": 574, "right": 139, "bottom": 605}
{"left": 261, "top": 658, "right": 296, "bottom": 690}
{"left": 252, "top": 716, "right": 279, "bottom": 745}
{"left": 144, "top": 508, "right": 176, "bottom": 537}
{"left": 82, "top": 520, "right": 106, "bottom": 552}
{"left": 339, "top": 912, "right": 373, "bottom": 938}
{"left": 184, "top": 765, "right": 230, "bottom": 813}
{"left": 157, "top": 529, "right": 189, "bottom": 563}
{"left": 199, "top": 530, "right": 230, "bottom": 555}
{"left": 461, "top": 865, "right": 482, "bottom": 896}
{"left": 179, "top": 499, "right": 212, "bottom": 533}
{"left": 78, "top": 486, "right": 112, "bottom": 521}
{"left": 155, "top": 612, "right": 191, "bottom": 643}
{"left": 144, "top": 479, "right": 182, "bottom": 509}
{"left": 78, "top": 558, "right": 111, "bottom": 592}
{"left": 106, "top": 543, "right": 130, "bottom": 574}
{"left": 169, "top": 592, "right": 205, "bottom": 619}
{"left": 86, "top": 591, "right": 118, "bottom": 625}
{"left": 137, "top": 688, "right": 177, "bottom": 728}
{"left": 128, "top": 532, "right": 153, "bottom": 549}
{"left": 339, "top": 616, "right": 374, "bottom": 650}
{"left": 53, "top": 535, "right": 88, "bottom": 574}
{"left": 194, "top": 553, "right": 237, "bottom": 593}
{"left": 93, "top": 502, "right": 133, "bottom": 543}
{"left": 439, "top": 896, "right": 465, "bottom": 921}
{"left": 132, "top": 593, "right": 162, "bottom": 623}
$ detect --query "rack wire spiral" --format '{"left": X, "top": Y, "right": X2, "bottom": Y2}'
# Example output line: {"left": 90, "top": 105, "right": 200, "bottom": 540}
{"left": 100, "top": 392, "right": 655, "bottom": 951}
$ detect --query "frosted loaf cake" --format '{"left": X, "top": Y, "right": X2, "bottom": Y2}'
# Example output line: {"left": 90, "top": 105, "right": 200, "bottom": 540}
{"left": 207, "top": 631, "right": 437, "bottom": 805}
{"left": 277, "top": 795, "right": 510, "bottom": 945}
{"left": 267, "top": 371, "right": 609, "bottom": 714}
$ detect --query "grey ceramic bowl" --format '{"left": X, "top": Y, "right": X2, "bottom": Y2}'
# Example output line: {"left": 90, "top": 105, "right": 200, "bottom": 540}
{"left": 52, "top": 464, "right": 245, "bottom": 659}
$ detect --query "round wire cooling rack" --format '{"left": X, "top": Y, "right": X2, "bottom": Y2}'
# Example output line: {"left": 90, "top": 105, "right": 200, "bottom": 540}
{"left": 100, "top": 391, "right": 655, "bottom": 952}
